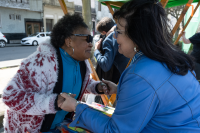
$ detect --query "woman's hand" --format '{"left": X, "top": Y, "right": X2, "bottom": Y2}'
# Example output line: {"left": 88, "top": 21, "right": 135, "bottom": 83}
{"left": 57, "top": 94, "right": 65, "bottom": 107}
{"left": 59, "top": 93, "right": 77, "bottom": 112}
{"left": 98, "top": 79, "right": 117, "bottom": 95}
{"left": 182, "top": 31, "right": 186, "bottom": 37}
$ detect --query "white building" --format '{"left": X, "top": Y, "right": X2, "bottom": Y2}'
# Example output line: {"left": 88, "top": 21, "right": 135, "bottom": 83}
{"left": 0, "top": 0, "right": 43, "bottom": 43}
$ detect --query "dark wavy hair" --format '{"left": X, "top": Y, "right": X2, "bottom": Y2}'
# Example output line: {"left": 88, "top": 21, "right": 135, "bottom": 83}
{"left": 51, "top": 14, "right": 88, "bottom": 48}
{"left": 113, "top": 0, "right": 194, "bottom": 75}
{"left": 96, "top": 17, "right": 115, "bottom": 32}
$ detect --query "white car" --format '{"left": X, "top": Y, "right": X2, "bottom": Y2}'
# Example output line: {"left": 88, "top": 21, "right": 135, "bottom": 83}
{"left": 0, "top": 32, "right": 8, "bottom": 48}
{"left": 21, "top": 32, "right": 51, "bottom": 46}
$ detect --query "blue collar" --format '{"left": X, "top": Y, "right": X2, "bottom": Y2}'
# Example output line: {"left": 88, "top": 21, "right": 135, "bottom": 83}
{"left": 130, "top": 51, "right": 143, "bottom": 65}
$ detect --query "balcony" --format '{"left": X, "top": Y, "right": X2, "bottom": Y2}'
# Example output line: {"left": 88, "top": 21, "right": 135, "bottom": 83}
{"left": 0, "top": 0, "right": 30, "bottom": 10}
{"left": 43, "top": 0, "right": 74, "bottom": 9}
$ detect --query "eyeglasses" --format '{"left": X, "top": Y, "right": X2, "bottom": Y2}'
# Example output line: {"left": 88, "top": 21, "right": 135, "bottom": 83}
{"left": 114, "top": 28, "right": 125, "bottom": 38}
{"left": 71, "top": 34, "right": 93, "bottom": 43}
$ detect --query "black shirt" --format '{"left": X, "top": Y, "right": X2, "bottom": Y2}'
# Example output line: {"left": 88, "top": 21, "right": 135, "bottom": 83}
{"left": 189, "top": 33, "right": 200, "bottom": 64}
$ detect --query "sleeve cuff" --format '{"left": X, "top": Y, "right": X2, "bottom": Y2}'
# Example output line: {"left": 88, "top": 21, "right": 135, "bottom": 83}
{"left": 54, "top": 95, "right": 62, "bottom": 111}
{"left": 70, "top": 104, "right": 89, "bottom": 127}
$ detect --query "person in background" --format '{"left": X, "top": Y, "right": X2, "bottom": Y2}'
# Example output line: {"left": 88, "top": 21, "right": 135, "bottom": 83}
{"left": 95, "top": 17, "right": 121, "bottom": 84}
{"left": 94, "top": 17, "right": 129, "bottom": 75}
{"left": 94, "top": 17, "right": 129, "bottom": 105}
{"left": 182, "top": 31, "right": 200, "bottom": 80}
{"left": 2, "top": 14, "right": 107, "bottom": 133}
{"left": 61, "top": 0, "right": 200, "bottom": 132}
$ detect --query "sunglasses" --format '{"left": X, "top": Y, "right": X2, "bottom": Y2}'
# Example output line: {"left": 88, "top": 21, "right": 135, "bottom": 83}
{"left": 114, "top": 28, "right": 125, "bottom": 38}
{"left": 71, "top": 34, "right": 93, "bottom": 43}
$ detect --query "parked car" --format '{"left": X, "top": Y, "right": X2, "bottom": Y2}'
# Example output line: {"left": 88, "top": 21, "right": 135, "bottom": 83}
{"left": 21, "top": 32, "right": 51, "bottom": 46}
{"left": 0, "top": 32, "right": 8, "bottom": 48}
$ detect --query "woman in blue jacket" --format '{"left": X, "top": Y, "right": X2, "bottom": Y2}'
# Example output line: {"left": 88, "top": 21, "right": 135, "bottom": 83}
{"left": 60, "top": 0, "right": 200, "bottom": 132}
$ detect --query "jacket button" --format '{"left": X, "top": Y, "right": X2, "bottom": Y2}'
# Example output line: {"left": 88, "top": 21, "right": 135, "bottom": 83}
{"left": 77, "top": 121, "right": 79, "bottom": 124}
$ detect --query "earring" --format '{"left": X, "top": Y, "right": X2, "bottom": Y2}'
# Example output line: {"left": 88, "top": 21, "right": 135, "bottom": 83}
{"left": 70, "top": 46, "right": 74, "bottom": 55}
{"left": 134, "top": 47, "right": 137, "bottom": 52}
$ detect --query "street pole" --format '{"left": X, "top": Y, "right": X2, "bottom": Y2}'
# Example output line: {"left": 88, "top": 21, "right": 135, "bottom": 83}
{"left": 82, "top": 0, "right": 92, "bottom": 32}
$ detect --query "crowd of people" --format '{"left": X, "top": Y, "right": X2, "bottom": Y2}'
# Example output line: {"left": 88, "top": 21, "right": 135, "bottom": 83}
{"left": 2, "top": 0, "right": 200, "bottom": 133}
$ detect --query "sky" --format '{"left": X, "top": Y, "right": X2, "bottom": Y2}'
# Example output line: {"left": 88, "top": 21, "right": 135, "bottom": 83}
{"left": 68, "top": 0, "right": 95, "bottom": 8}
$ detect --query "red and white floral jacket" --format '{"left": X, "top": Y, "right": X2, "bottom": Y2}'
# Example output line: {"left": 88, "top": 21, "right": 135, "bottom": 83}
{"left": 2, "top": 39, "right": 99, "bottom": 133}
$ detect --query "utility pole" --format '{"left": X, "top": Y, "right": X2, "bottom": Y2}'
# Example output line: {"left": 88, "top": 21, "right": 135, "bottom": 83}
{"left": 82, "top": 0, "right": 92, "bottom": 32}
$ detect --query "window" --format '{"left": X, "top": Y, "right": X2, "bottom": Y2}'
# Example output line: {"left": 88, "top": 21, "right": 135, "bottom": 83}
{"left": 46, "top": 19, "right": 53, "bottom": 32}
{"left": 0, "top": 14, "right": 1, "bottom": 27}
{"left": 16, "top": 15, "right": 21, "bottom": 20}
{"left": 9, "top": 14, "right": 15, "bottom": 20}
{"left": 46, "top": 33, "right": 51, "bottom": 36}
{"left": 98, "top": 2, "right": 101, "bottom": 11}
{"left": 40, "top": 34, "right": 45, "bottom": 37}
{"left": 92, "top": 21, "right": 95, "bottom": 30}
{"left": 16, "top": 0, "right": 22, "bottom": 2}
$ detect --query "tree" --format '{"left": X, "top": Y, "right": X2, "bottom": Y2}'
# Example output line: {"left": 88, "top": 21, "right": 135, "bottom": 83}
{"left": 165, "top": 5, "right": 185, "bottom": 41}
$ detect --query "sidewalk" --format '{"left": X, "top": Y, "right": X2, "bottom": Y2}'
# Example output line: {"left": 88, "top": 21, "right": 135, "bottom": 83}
{"left": 0, "top": 58, "right": 22, "bottom": 130}
{"left": 0, "top": 59, "right": 23, "bottom": 68}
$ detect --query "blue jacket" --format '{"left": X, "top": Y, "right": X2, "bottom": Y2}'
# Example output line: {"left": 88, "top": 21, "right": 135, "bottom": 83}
{"left": 94, "top": 32, "right": 129, "bottom": 74}
{"left": 71, "top": 55, "right": 200, "bottom": 133}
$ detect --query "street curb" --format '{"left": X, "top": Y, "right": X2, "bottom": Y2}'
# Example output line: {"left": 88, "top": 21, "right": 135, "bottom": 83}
{"left": 0, "top": 59, "right": 23, "bottom": 69}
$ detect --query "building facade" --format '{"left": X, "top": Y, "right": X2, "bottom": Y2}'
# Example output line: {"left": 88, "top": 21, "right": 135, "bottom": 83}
{"left": 0, "top": 0, "right": 43, "bottom": 43}
{"left": 43, "top": 0, "right": 75, "bottom": 32}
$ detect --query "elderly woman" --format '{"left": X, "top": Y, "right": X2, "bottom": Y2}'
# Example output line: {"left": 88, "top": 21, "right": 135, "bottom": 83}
{"left": 2, "top": 14, "right": 106, "bottom": 133}
{"left": 64, "top": 0, "right": 200, "bottom": 132}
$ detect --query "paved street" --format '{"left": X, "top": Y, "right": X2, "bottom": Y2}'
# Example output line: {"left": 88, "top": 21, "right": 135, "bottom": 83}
{"left": 0, "top": 44, "right": 37, "bottom": 61}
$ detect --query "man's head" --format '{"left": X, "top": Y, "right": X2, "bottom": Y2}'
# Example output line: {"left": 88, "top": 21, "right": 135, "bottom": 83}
{"left": 96, "top": 17, "right": 115, "bottom": 35}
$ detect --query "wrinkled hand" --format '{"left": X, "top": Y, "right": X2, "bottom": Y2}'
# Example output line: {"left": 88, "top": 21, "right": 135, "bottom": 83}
{"left": 97, "top": 82, "right": 108, "bottom": 94}
{"left": 57, "top": 94, "right": 65, "bottom": 107}
{"left": 59, "top": 93, "right": 77, "bottom": 112}
{"left": 98, "top": 79, "right": 117, "bottom": 95}
{"left": 106, "top": 25, "right": 116, "bottom": 36}
{"left": 95, "top": 38, "right": 102, "bottom": 50}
